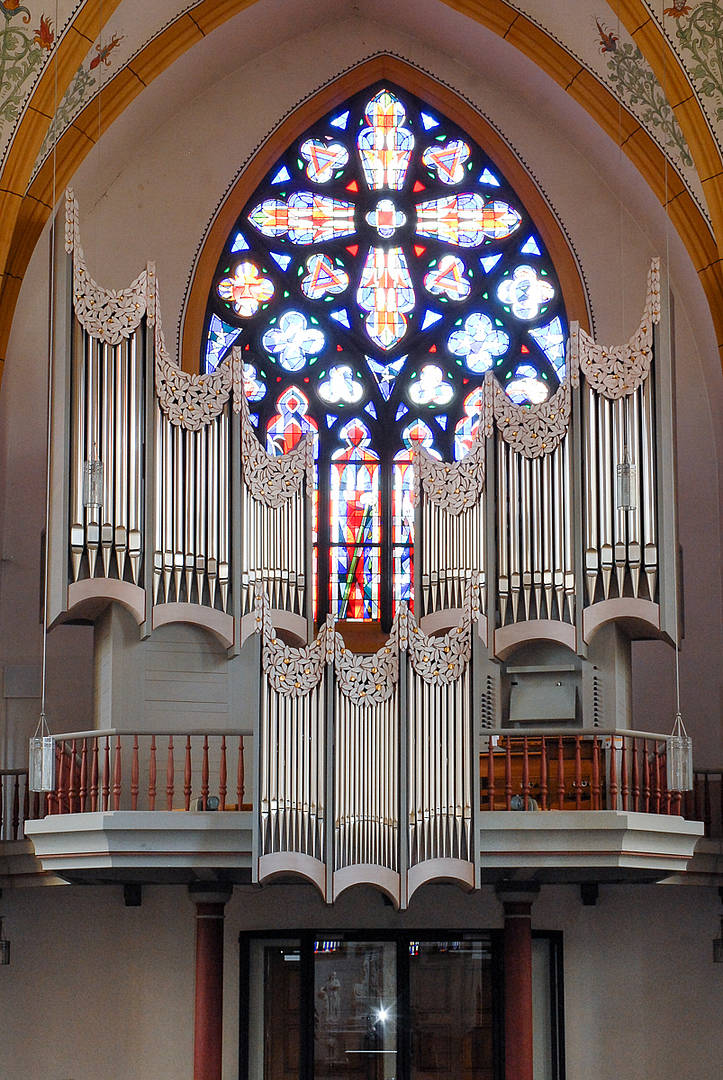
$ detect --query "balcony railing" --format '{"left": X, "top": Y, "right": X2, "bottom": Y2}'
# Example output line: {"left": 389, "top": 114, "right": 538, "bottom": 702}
{"left": 480, "top": 729, "right": 693, "bottom": 816}
{"left": 0, "top": 769, "right": 44, "bottom": 840}
{"left": 684, "top": 768, "right": 722, "bottom": 838}
{"left": 42, "top": 731, "right": 250, "bottom": 815}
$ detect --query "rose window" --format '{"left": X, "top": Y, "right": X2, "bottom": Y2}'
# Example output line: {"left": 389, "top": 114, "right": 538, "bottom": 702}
{"left": 203, "top": 83, "right": 568, "bottom": 626}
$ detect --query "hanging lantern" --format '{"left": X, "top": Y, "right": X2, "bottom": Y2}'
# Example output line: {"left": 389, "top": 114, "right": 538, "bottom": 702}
{"left": 29, "top": 713, "right": 55, "bottom": 792}
{"left": 82, "top": 458, "right": 104, "bottom": 509}
{"left": 666, "top": 711, "right": 693, "bottom": 792}
{"left": 0, "top": 918, "right": 9, "bottom": 966}
{"left": 616, "top": 448, "right": 636, "bottom": 512}
{"left": 713, "top": 917, "right": 723, "bottom": 964}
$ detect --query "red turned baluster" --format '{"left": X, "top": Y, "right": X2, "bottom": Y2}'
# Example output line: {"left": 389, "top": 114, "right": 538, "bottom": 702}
{"left": 704, "top": 773, "right": 712, "bottom": 837}
{"left": 487, "top": 738, "right": 495, "bottom": 810}
{"left": 201, "top": 736, "right": 209, "bottom": 811}
{"left": 632, "top": 737, "right": 640, "bottom": 812}
{"left": 166, "top": 736, "right": 175, "bottom": 811}
{"left": 219, "top": 737, "right": 227, "bottom": 810}
{"left": 237, "top": 736, "right": 245, "bottom": 807}
{"left": 52, "top": 742, "right": 62, "bottom": 814}
{"left": 609, "top": 737, "right": 618, "bottom": 809}
{"left": 693, "top": 773, "right": 701, "bottom": 820}
{"left": 574, "top": 736, "right": 582, "bottom": 810}
{"left": 32, "top": 790, "right": 40, "bottom": 820}
{"left": 102, "top": 736, "right": 110, "bottom": 811}
{"left": 504, "top": 739, "right": 512, "bottom": 811}
{"left": 557, "top": 736, "right": 564, "bottom": 810}
{"left": 131, "top": 735, "right": 139, "bottom": 811}
{"left": 522, "top": 737, "right": 530, "bottom": 810}
{"left": 661, "top": 748, "right": 671, "bottom": 814}
{"left": 540, "top": 737, "right": 548, "bottom": 811}
{"left": 653, "top": 746, "right": 662, "bottom": 813}
{"left": 149, "top": 736, "right": 157, "bottom": 811}
{"left": 56, "top": 742, "right": 67, "bottom": 815}
{"left": 184, "top": 736, "right": 192, "bottom": 811}
{"left": 621, "top": 738, "right": 628, "bottom": 811}
{"left": 67, "top": 740, "right": 78, "bottom": 813}
{"left": 79, "top": 739, "right": 88, "bottom": 812}
{"left": 643, "top": 741, "right": 650, "bottom": 812}
{"left": 592, "top": 736, "right": 601, "bottom": 810}
{"left": 12, "top": 773, "right": 20, "bottom": 839}
{"left": 112, "top": 736, "right": 122, "bottom": 810}
{"left": 90, "top": 738, "right": 99, "bottom": 812}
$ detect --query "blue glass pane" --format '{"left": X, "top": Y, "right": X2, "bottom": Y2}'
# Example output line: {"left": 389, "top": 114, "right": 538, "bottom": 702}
{"left": 231, "top": 232, "right": 250, "bottom": 252}
{"left": 330, "top": 110, "right": 350, "bottom": 129}
{"left": 480, "top": 254, "right": 503, "bottom": 273}
{"left": 479, "top": 168, "right": 500, "bottom": 186}
{"left": 204, "top": 314, "right": 242, "bottom": 373}
{"left": 421, "top": 310, "right": 442, "bottom": 330}
{"left": 529, "top": 316, "right": 566, "bottom": 377}
{"left": 365, "top": 401, "right": 378, "bottom": 419}
{"left": 330, "top": 308, "right": 351, "bottom": 328}
{"left": 521, "top": 235, "right": 542, "bottom": 255}
{"left": 271, "top": 165, "right": 291, "bottom": 184}
{"left": 270, "top": 252, "right": 292, "bottom": 271}
{"left": 420, "top": 111, "right": 440, "bottom": 130}
{"left": 367, "top": 355, "right": 406, "bottom": 401}
{"left": 396, "top": 403, "right": 409, "bottom": 420}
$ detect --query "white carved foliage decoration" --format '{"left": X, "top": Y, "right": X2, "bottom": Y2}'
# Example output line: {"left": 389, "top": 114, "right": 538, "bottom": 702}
{"left": 333, "top": 610, "right": 405, "bottom": 706}
{"left": 571, "top": 258, "right": 660, "bottom": 400}
{"left": 237, "top": 363, "right": 313, "bottom": 508}
{"left": 255, "top": 592, "right": 327, "bottom": 697}
{"left": 407, "top": 575, "right": 480, "bottom": 684}
{"left": 155, "top": 312, "right": 232, "bottom": 431}
{"left": 493, "top": 378, "right": 571, "bottom": 459}
{"left": 66, "top": 189, "right": 148, "bottom": 346}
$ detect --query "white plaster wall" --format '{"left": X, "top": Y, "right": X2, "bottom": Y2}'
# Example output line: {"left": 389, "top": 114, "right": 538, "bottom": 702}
{"left": 0, "top": 2, "right": 720, "bottom": 764}
{"left": 0, "top": 881, "right": 720, "bottom": 1079}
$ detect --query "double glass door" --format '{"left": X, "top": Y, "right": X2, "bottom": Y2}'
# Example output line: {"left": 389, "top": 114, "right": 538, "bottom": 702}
{"left": 244, "top": 935, "right": 498, "bottom": 1080}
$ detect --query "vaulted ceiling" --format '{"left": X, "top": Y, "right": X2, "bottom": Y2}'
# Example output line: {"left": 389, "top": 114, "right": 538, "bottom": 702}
{"left": 1, "top": 0, "right": 723, "bottom": 379}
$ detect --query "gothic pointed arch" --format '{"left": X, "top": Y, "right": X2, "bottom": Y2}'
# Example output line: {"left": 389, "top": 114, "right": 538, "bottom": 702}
{"left": 183, "top": 57, "right": 590, "bottom": 628}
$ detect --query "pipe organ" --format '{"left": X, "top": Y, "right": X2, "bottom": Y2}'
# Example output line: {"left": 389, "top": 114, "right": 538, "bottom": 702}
{"left": 47, "top": 191, "right": 678, "bottom": 905}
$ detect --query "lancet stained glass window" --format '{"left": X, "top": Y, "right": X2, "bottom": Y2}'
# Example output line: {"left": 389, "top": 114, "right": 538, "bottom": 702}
{"left": 203, "top": 82, "right": 568, "bottom": 626}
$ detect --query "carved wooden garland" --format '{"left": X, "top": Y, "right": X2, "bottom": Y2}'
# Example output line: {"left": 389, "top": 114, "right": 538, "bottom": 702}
{"left": 570, "top": 258, "right": 660, "bottom": 400}
{"left": 66, "top": 189, "right": 149, "bottom": 346}
{"left": 255, "top": 577, "right": 479, "bottom": 704}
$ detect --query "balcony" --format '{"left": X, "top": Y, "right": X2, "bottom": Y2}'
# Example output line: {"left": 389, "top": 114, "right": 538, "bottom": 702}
{"left": 15, "top": 729, "right": 711, "bottom": 898}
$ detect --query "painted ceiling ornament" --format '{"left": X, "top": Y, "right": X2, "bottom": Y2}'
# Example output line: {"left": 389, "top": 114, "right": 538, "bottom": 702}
{"left": 235, "top": 364, "right": 313, "bottom": 507}
{"left": 492, "top": 376, "right": 571, "bottom": 459}
{"left": 571, "top": 258, "right": 660, "bottom": 400}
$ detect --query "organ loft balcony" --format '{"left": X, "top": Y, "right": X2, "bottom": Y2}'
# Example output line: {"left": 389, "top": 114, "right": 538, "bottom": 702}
{"left": 2, "top": 195, "right": 717, "bottom": 901}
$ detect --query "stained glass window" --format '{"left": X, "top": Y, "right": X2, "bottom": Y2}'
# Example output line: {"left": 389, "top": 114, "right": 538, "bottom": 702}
{"left": 203, "top": 82, "right": 568, "bottom": 625}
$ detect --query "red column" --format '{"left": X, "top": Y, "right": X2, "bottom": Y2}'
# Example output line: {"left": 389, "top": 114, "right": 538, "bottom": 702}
{"left": 190, "top": 884, "right": 233, "bottom": 1080}
{"left": 496, "top": 883, "right": 540, "bottom": 1080}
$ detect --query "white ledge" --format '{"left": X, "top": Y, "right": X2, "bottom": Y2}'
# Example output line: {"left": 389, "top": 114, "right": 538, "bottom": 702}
{"left": 479, "top": 810, "right": 703, "bottom": 880}
{"left": 25, "top": 811, "right": 253, "bottom": 874}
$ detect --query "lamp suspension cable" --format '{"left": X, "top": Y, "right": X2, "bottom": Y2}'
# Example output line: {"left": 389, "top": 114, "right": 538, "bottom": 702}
{"left": 31, "top": 0, "right": 61, "bottom": 789}
{"left": 659, "top": 1, "right": 691, "bottom": 790}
